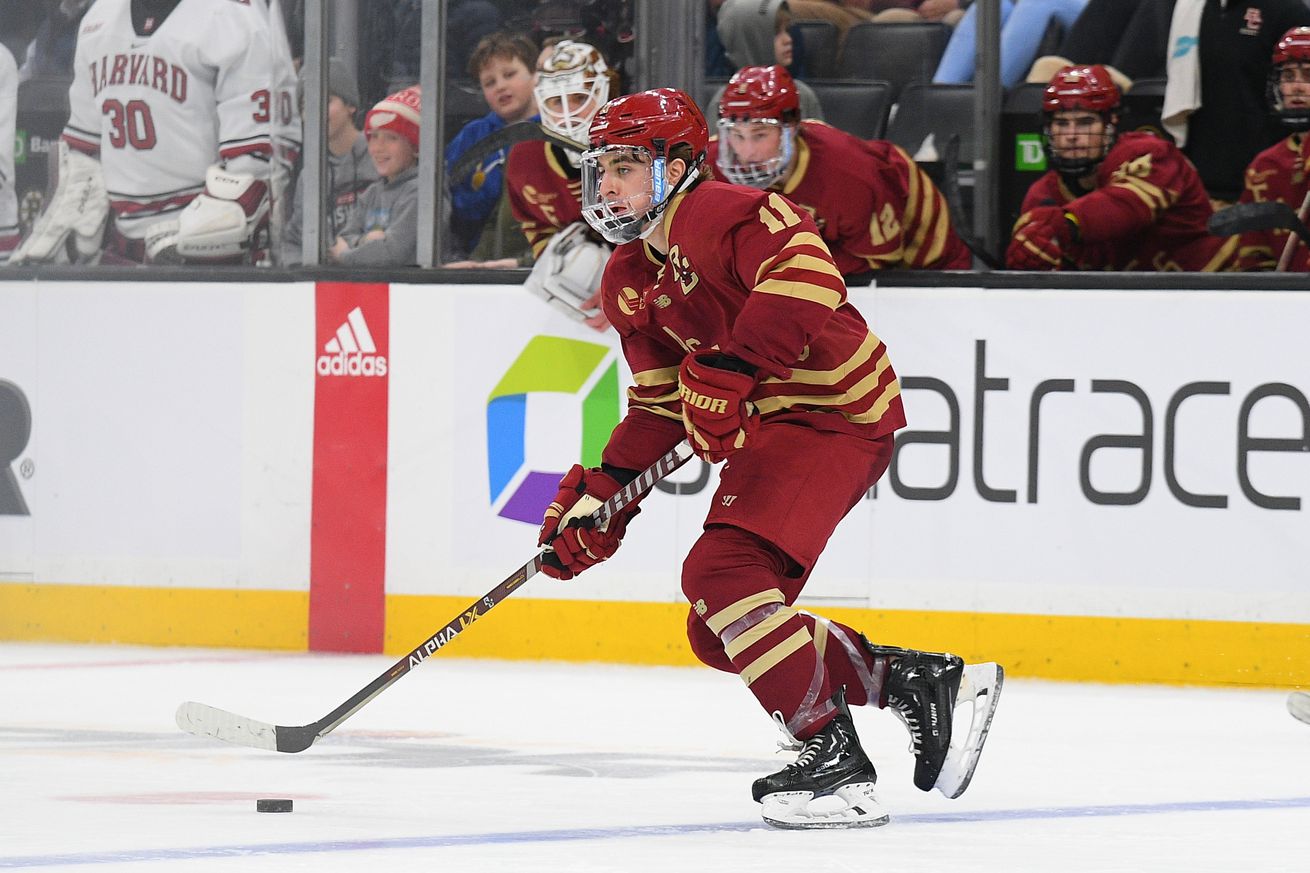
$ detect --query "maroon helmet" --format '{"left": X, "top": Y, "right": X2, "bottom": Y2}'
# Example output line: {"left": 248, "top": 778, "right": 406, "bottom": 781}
{"left": 1269, "top": 27, "right": 1310, "bottom": 129}
{"left": 716, "top": 65, "right": 801, "bottom": 188}
{"left": 582, "top": 88, "right": 708, "bottom": 243}
{"left": 1041, "top": 65, "right": 1121, "bottom": 176}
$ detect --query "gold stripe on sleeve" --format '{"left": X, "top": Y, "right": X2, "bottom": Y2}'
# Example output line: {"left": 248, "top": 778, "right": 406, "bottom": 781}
{"left": 754, "top": 353, "right": 893, "bottom": 413}
{"left": 753, "top": 232, "right": 830, "bottom": 284}
{"left": 632, "top": 366, "right": 680, "bottom": 387}
{"left": 773, "top": 332, "right": 880, "bottom": 386}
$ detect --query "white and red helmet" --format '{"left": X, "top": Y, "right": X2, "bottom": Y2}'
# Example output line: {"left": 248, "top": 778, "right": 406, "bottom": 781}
{"left": 1269, "top": 27, "right": 1310, "bottom": 129}
{"left": 715, "top": 65, "right": 800, "bottom": 188}
{"left": 534, "top": 40, "right": 612, "bottom": 144}
{"left": 580, "top": 88, "right": 708, "bottom": 244}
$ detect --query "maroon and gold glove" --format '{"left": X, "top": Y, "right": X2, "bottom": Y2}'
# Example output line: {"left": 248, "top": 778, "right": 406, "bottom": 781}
{"left": 537, "top": 464, "right": 640, "bottom": 580}
{"left": 678, "top": 350, "right": 762, "bottom": 463}
{"left": 1006, "top": 206, "right": 1077, "bottom": 271}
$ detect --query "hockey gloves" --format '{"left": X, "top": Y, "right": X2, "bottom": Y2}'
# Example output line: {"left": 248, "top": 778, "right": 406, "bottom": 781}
{"left": 678, "top": 350, "right": 761, "bottom": 463}
{"left": 538, "top": 464, "right": 640, "bottom": 580}
{"left": 1005, "top": 206, "right": 1078, "bottom": 271}
{"left": 174, "top": 165, "right": 270, "bottom": 262}
{"left": 10, "top": 142, "right": 108, "bottom": 265}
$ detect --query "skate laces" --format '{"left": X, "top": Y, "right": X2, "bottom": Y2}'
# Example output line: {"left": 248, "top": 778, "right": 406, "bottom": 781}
{"left": 788, "top": 733, "right": 826, "bottom": 771}
{"left": 770, "top": 710, "right": 803, "bottom": 753}
{"left": 887, "top": 691, "right": 923, "bottom": 757}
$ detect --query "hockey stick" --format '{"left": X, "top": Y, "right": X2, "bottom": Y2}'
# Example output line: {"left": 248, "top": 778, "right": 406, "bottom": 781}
{"left": 940, "top": 134, "right": 1003, "bottom": 270}
{"left": 176, "top": 441, "right": 696, "bottom": 753}
{"left": 1207, "top": 201, "right": 1310, "bottom": 249}
{"left": 1276, "top": 191, "right": 1310, "bottom": 271}
{"left": 448, "top": 121, "right": 584, "bottom": 186}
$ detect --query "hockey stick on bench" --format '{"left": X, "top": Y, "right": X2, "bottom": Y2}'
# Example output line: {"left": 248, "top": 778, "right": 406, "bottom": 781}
{"left": 175, "top": 441, "right": 696, "bottom": 753}
{"left": 1207, "top": 201, "right": 1310, "bottom": 249}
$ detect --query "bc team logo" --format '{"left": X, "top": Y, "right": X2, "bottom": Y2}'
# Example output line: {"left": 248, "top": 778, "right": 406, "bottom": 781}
{"left": 487, "top": 336, "right": 620, "bottom": 523}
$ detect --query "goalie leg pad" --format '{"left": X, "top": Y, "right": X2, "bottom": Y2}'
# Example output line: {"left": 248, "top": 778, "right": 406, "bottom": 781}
{"left": 174, "top": 165, "right": 269, "bottom": 261}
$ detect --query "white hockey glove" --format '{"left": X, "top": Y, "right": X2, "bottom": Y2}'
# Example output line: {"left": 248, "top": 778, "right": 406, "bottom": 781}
{"left": 174, "top": 165, "right": 270, "bottom": 261}
{"left": 9, "top": 141, "right": 108, "bottom": 265}
{"left": 144, "top": 218, "right": 183, "bottom": 265}
{"left": 523, "top": 222, "right": 611, "bottom": 323}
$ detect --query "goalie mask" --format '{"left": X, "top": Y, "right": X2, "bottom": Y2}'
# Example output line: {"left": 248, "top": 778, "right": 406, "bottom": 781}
{"left": 1269, "top": 27, "right": 1310, "bottom": 130}
{"left": 1040, "top": 64, "right": 1120, "bottom": 177}
{"left": 580, "top": 88, "right": 707, "bottom": 245}
{"left": 716, "top": 65, "right": 800, "bottom": 189}
{"left": 535, "top": 40, "right": 612, "bottom": 145}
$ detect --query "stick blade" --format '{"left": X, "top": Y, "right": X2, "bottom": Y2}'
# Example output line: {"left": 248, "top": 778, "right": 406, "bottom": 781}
{"left": 175, "top": 701, "right": 280, "bottom": 752}
{"left": 1208, "top": 201, "right": 1300, "bottom": 237}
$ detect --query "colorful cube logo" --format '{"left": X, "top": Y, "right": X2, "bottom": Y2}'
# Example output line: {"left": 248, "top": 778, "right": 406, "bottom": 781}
{"left": 487, "top": 336, "right": 620, "bottom": 523}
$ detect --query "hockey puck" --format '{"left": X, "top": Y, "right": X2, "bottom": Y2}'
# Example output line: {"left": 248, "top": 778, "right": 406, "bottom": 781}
{"left": 256, "top": 798, "right": 293, "bottom": 813}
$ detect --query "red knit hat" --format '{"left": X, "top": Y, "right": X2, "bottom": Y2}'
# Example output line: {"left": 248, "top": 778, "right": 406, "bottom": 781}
{"left": 365, "top": 86, "right": 421, "bottom": 150}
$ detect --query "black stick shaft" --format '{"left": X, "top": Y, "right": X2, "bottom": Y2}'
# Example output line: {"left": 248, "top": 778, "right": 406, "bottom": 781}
{"left": 285, "top": 442, "right": 694, "bottom": 750}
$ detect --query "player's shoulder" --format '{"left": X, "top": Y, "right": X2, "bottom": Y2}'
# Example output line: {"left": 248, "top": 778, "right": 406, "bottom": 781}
{"left": 1247, "top": 134, "right": 1301, "bottom": 172}
{"left": 1107, "top": 131, "right": 1179, "bottom": 163}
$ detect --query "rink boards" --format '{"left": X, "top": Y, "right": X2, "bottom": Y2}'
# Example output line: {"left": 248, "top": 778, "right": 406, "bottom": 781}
{"left": 0, "top": 279, "right": 1307, "bottom": 686}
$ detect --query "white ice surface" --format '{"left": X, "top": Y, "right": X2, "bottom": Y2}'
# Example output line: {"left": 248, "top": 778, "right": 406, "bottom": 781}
{"left": 1, "top": 643, "right": 1306, "bottom": 872}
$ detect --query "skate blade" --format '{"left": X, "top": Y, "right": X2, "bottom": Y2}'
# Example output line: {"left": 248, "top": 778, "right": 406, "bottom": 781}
{"left": 760, "top": 783, "right": 890, "bottom": 830}
{"left": 1290, "top": 691, "right": 1310, "bottom": 726}
{"left": 934, "top": 662, "right": 1004, "bottom": 800}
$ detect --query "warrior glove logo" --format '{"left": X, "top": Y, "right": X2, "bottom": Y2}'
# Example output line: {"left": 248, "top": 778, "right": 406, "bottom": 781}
{"left": 0, "top": 380, "right": 32, "bottom": 516}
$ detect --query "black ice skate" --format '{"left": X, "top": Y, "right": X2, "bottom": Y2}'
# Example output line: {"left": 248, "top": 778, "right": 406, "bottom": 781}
{"left": 864, "top": 639, "right": 1003, "bottom": 799}
{"left": 752, "top": 691, "right": 889, "bottom": 829}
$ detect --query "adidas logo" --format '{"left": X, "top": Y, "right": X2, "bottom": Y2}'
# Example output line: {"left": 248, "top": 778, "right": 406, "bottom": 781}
{"left": 317, "top": 306, "right": 388, "bottom": 377}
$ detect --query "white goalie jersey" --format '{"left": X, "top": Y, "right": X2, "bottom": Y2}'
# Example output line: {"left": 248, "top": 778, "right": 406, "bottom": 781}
{"left": 0, "top": 44, "right": 19, "bottom": 264}
{"left": 62, "top": 0, "right": 300, "bottom": 241}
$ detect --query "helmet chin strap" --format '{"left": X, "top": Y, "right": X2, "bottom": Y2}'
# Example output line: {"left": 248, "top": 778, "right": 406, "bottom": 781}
{"left": 638, "top": 165, "right": 700, "bottom": 240}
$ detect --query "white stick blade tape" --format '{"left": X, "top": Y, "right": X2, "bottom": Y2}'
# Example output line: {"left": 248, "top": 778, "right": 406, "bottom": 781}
{"left": 175, "top": 701, "right": 279, "bottom": 751}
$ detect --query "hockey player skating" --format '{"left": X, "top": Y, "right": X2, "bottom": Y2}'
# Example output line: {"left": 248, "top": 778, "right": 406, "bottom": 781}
{"left": 10, "top": 0, "right": 299, "bottom": 266}
{"left": 1007, "top": 64, "right": 1237, "bottom": 271}
{"left": 707, "top": 64, "right": 971, "bottom": 274}
{"left": 537, "top": 88, "right": 1003, "bottom": 829}
{"left": 1235, "top": 27, "right": 1310, "bottom": 271}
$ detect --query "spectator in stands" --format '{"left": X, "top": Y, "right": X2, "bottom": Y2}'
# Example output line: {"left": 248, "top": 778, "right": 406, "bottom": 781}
{"left": 281, "top": 59, "right": 379, "bottom": 267}
{"left": 1234, "top": 27, "right": 1310, "bottom": 270}
{"left": 329, "top": 86, "right": 420, "bottom": 266}
{"left": 0, "top": 43, "right": 19, "bottom": 264}
{"left": 444, "top": 32, "right": 539, "bottom": 258}
{"left": 709, "top": 65, "right": 971, "bottom": 273}
{"left": 1161, "top": 0, "right": 1310, "bottom": 205}
{"left": 935, "top": 0, "right": 1089, "bottom": 89}
{"left": 1029, "top": 0, "right": 1173, "bottom": 83}
{"left": 1007, "top": 64, "right": 1236, "bottom": 270}
{"left": 10, "top": 0, "right": 299, "bottom": 267}
{"left": 712, "top": 0, "right": 823, "bottom": 126}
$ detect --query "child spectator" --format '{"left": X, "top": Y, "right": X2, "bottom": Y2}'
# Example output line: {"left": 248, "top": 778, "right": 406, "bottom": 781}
{"left": 444, "top": 32, "right": 539, "bottom": 256}
{"left": 329, "top": 86, "right": 420, "bottom": 266}
{"left": 282, "top": 58, "right": 379, "bottom": 266}
{"left": 712, "top": 0, "right": 823, "bottom": 125}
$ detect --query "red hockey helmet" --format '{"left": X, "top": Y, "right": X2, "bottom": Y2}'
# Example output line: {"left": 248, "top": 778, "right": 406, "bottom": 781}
{"left": 1041, "top": 65, "right": 1121, "bottom": 176}
{"left": 718, "top": 65, "right": 801, "bottom": 123}
{"left": 1269, "top": 27, "right": 1310, "bottom": 129}
{"left": 581, "top": 88, "right": 708, "bottom": 244}
{"left": 1041, "top": 64, "right": 1121, "bottom": 115}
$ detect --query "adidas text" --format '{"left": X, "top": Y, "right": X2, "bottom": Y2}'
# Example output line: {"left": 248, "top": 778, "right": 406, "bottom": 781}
{"left": 317, "top": 352, "right": 388, "bottom": 377}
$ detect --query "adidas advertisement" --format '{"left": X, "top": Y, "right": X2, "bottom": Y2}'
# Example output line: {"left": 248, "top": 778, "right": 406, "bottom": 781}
{"left": 317, "top": 305, "right": 388, "bottom": 377}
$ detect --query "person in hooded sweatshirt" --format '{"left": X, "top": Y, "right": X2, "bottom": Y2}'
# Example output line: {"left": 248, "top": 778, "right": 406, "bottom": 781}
{"left": 329, "top": 86, "right": 420, "bottom": 266}
{"left": 710, "top": 0, "right": 824, "bottom": 125}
